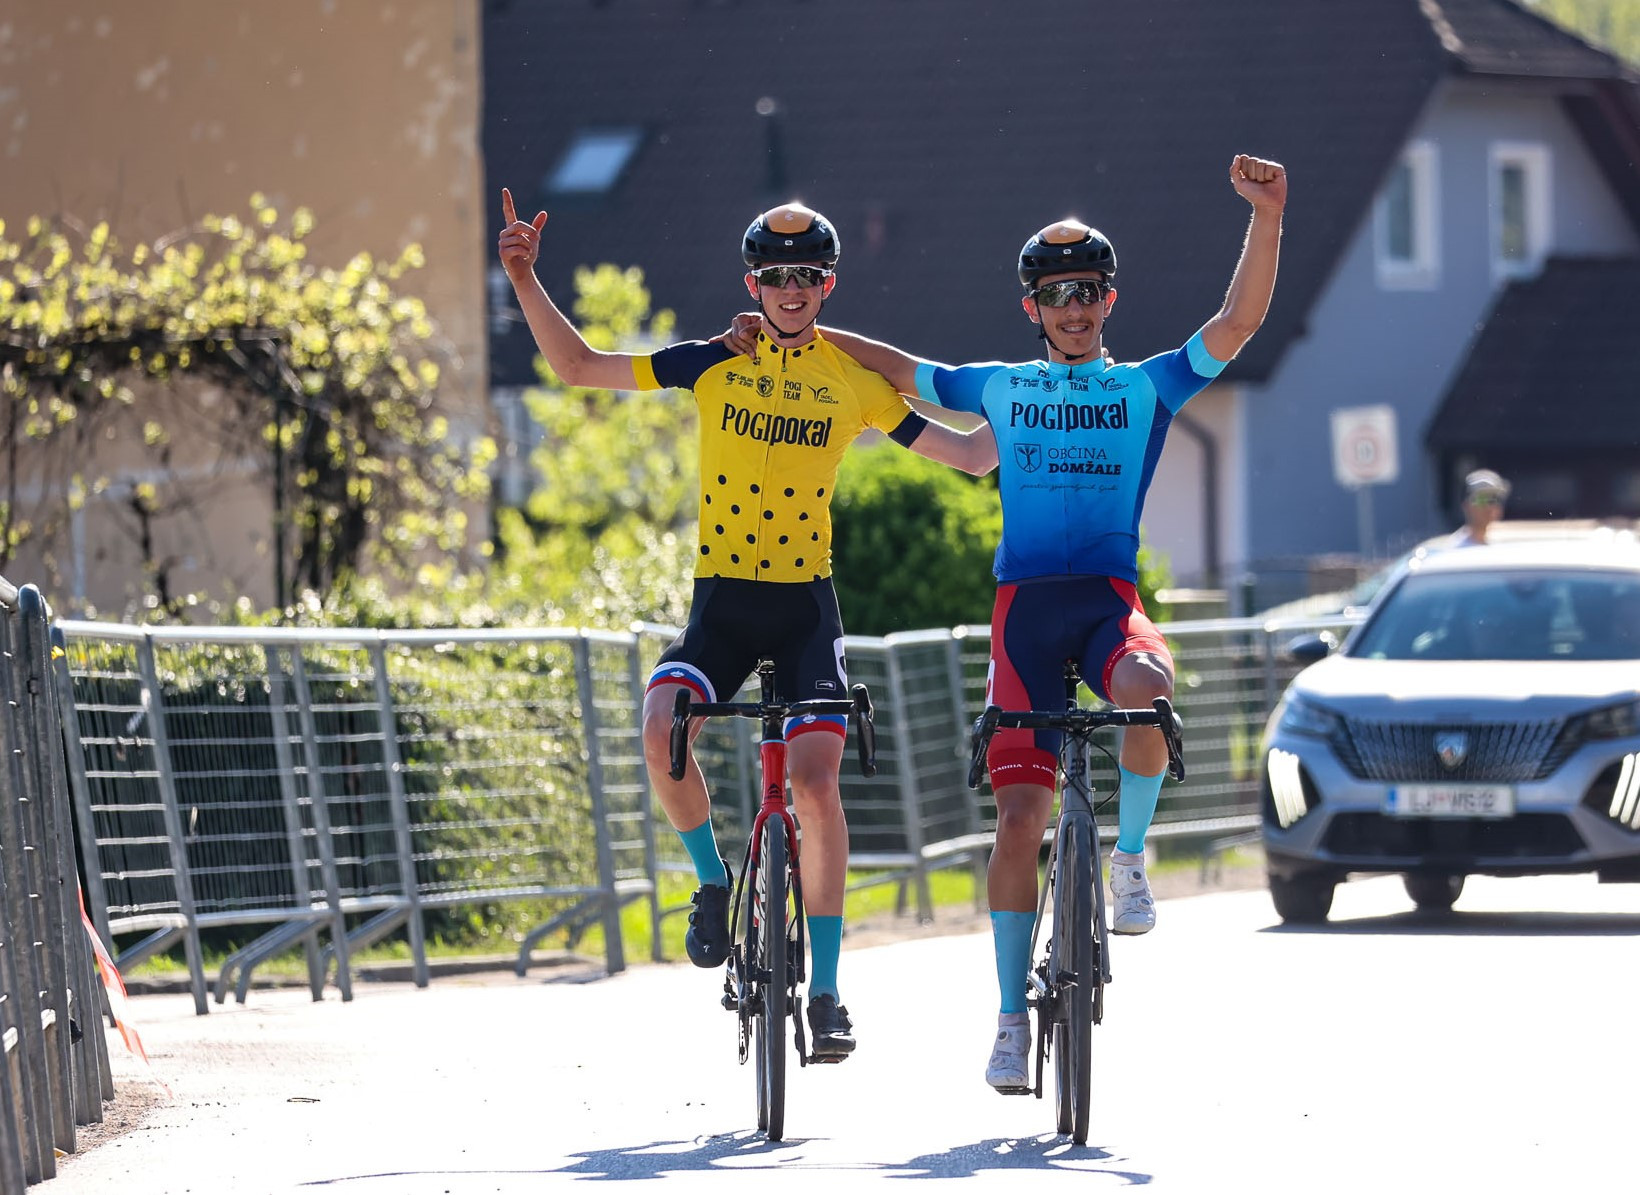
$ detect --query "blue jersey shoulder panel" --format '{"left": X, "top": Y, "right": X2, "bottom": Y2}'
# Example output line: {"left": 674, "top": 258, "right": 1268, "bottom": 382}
{"left": 914, "top": 361, "right": 1014, "bottom": 415}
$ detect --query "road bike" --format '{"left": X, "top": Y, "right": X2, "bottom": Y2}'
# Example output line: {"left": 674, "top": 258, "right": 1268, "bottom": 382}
{"left": 667, "top": 660, "right": 876, "bottom": 1141}
{"left": 966, "top": 662, "right": 1184, "bottom": 1144}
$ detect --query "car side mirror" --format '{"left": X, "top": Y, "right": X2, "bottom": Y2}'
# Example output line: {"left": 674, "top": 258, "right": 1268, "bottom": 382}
{"left": 1285, "top": 632, "right": 1337, "bottom": 665}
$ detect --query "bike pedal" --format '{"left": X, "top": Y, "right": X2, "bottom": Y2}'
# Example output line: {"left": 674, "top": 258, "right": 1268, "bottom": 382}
{"left": 806, "top": 1053, "right": 846, "bottom": 1065}
{"left": 992, "top": 1085, "right": 1032, "bottom": 1097}
{"left": 721, "top": 993, "right": 739, "bottom": 1011}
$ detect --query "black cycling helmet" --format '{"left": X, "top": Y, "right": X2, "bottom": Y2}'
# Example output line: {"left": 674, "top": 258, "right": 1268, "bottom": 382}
{"left": 1018, "top": 220, "right": 1117, "bottom": 288}
{"left": 742, "top": 203, "right": 841, "bottom": 268}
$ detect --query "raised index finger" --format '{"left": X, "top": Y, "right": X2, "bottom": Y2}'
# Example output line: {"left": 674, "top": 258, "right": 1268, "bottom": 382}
{"left": 501, "top": 187, "right": 517, "bottom": 226}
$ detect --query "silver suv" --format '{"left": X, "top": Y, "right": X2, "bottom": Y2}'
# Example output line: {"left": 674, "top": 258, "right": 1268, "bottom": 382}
{"left": 1260, "top": 535, "right": 1640, "bottom": 923}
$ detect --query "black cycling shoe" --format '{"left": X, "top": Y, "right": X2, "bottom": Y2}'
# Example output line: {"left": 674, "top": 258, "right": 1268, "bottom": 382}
{"left": 684, "top": 861, "right": 733, "bottom": 968}
{"left": 806, "top": 993, "right": 857, "bottom": 1059}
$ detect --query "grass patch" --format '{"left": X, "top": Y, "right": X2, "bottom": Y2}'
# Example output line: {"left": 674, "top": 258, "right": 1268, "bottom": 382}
{"left": 114, "top": 845, "right": 1263, "bottom": 985}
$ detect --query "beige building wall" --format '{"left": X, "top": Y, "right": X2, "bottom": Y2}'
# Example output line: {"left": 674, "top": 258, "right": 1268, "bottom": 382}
{"left": 0, "top": 1, "right": 486, "bottom": 614}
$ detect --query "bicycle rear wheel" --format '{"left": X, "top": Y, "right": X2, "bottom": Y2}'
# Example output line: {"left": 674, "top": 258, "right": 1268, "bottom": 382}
{"left": 753, "top": 819, "right": 789, "bottom": 1139}
{"left": 1050, "top": 817, "right": 1095, "bottom": 1143}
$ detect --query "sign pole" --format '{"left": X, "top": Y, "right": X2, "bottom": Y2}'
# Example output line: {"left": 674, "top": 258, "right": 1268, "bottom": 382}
{"left": 1355, "top": 485, "right": 1374, "bottom": 559}
{"left": 1331, "top": 405, "right": 1398, "bottom": 563}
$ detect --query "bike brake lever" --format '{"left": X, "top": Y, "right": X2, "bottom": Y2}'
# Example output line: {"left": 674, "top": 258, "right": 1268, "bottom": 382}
{"left": 1153, "top": 697, "right": 1186, "bottom": 783}
{"left": 966, "top": 706, "right": 1001, "bottom": 790}
{"left": 668, "top": 688, "right": 691, "bottom": 781}
{"left": 852, "top": 684, "right": 878, "bottom": 778}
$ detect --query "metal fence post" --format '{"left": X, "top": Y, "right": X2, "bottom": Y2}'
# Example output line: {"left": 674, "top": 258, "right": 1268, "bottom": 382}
{"left": 946, "top": 631, "right": 988, "bottom": 905}
{"left": 1261, "top": 626, "right": 1280, "bottom": 716}
{"left": 264, "top": 645, "right": 327, "bottom": 998}
{"left": 0, "top": 837, "right": 27, "bottom": 1188}
{"left": 134, "top": 636, "right": 210, "bottom": 1015}
{"left": 0, "top": 607, "right": 55, "bottom": 1180}
{"left": 627, "top": 639, "right": 664, "bottom": 962}
{"left": 367, "top": 641, "right": 428, "bottom": 987}
{"left": 287, "top": 650, "right": 354, "bottom": 1002}
{"left": 50, "top": 622, "right": 119, "bottom": 1105}
{"left": 882, "top": 639, "right": 934, "bottom": 922}
{"left": 573, "top": 635, "right": 626, "bottom": 976}
{"left": 51, "top": 632, "right": 111, "bottom": 952}
{"left": 19, "top": 589, "right": 100, "bottom": 1136}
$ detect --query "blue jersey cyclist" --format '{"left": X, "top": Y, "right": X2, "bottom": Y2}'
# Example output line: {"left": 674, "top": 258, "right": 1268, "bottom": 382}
{"left": 728, "top": 153, "right": 1286, "bottom": 1092}
{"left": 498, "top": 189, "right": 995, "bottom": 1060}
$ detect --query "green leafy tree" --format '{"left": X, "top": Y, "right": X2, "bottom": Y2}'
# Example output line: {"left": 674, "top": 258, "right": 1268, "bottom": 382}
{"left": 493, "top": 264, "right": 698, "bottom": 630}
{"left": 830, "top": 442, "right": 1001, "bottom": 634}
{"left": 0, "top": 196, "right": 493, "bottom": 611}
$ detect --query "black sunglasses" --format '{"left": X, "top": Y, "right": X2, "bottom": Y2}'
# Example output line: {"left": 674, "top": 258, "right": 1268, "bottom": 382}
{"left": 1034, "top": 279, "right": 1111, "bottom": 307}
{"left": 752, "top": 265, "right": 832, "bottom": 288}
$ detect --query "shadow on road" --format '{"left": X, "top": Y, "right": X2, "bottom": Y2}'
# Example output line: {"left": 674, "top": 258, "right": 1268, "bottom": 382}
{"left": 885, "top": 1137, "right": 1146, "bottom": 1181}
{"left": 544, "top": 1134, "right": 1149, "bottom": 1181}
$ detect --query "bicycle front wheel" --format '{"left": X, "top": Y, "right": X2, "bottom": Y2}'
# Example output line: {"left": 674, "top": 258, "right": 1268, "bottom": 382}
{"left": 753, "top": 819, "right": 789, "bottom": 1140}
{"left": 1050, "top": 817, "right": 1095, "bottom": 1143}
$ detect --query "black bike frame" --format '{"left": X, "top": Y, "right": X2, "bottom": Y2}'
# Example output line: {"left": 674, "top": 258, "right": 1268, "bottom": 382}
{"left": 966, "top": 661, "right": 1184, "bottom": 1135}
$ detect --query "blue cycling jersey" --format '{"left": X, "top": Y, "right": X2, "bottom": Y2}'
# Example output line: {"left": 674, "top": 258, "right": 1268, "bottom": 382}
{"left": 914, "top": 329, "right": 1226, "bottom": 583}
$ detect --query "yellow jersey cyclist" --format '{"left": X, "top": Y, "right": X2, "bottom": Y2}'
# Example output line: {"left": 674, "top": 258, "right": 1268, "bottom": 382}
{"left": 498, "top": 189, "right": 995, "bottom": 1058}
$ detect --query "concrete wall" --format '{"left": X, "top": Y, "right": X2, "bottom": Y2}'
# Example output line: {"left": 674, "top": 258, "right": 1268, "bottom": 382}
{"left": 0, "top": 1, "right": 486, "bottom": 613}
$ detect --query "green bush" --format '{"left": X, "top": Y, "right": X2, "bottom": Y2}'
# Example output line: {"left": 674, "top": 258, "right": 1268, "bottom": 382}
{"left": 830, "top": 441, "right": 1002, "bottom": 635}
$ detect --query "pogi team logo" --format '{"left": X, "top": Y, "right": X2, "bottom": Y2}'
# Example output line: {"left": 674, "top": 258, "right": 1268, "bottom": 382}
{"left": 1014, "top": 444, "right": 1043, "bottom": 473}
{"left": 805, "top": 383, "right": 837, "bottom": 405}
{"left": 757, "top": 375, "right": 775, "bottom": 397}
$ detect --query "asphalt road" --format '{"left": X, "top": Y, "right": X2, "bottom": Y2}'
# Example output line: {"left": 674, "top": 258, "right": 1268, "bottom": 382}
{"left": 46, "top": 873, "right": 1640, "bottom": 1194}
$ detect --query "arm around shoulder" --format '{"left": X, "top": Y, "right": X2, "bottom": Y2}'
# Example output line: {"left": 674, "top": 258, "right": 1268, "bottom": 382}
{"left": 823, "top": 326, "right": 936, "bottom": 397}
{"left": 904, "top": 416, "right": 998, "bottom": 477}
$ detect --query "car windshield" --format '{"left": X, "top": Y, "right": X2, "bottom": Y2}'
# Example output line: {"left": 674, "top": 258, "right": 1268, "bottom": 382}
{"left": 1349, "top": 568, "right": 1640, "bottom": 662}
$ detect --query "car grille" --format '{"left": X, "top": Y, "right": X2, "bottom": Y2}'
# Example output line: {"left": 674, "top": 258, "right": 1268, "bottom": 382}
{"left": 1332, "top": 717, "right": 1575, "bottom": 783}
{"left": 1321, "top": 812, "right": 1585, "bottom": 861}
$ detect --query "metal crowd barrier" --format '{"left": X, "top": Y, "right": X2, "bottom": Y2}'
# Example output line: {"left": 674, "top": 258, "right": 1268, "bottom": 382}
{"left": 0, "top": 579, "right": 114, "bottom": 1187}
{"left": 53, "top": 610, "right": 1359, "bottom": 1022}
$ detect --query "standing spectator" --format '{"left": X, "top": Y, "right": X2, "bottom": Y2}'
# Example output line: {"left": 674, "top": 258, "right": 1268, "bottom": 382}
{"left": 1448, "top": 469, "right": 1511, "bottom": 547}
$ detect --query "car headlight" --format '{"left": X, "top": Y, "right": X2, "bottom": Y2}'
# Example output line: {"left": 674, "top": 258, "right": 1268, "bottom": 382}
{"left": 1275, "top": 692, "right": 1345, "bottom": 740}
{"left": 1568, "top": 698, "right": 1640, "bottom": 742}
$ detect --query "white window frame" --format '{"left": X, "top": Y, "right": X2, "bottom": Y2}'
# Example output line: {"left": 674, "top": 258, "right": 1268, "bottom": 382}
{"left": 1374, "top": 140, "right": 1441, "bottom": 291}
{"left": 1489, "top": 141, "right": 1552, "bottom": 281}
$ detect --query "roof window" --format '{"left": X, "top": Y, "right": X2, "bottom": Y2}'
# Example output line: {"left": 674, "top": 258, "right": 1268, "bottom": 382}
{"left": 546, "top": 128, "right": 643, "bottom": 195}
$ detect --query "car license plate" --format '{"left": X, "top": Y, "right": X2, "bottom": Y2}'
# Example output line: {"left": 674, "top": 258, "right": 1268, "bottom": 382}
{"left": 1383, "top": 785, "right": 1515, "bottom": 818}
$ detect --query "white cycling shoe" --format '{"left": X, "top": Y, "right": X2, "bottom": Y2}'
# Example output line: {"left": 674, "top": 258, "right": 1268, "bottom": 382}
{"left": 1110, "top": 851, "right": 1157, "bottom": 935}
{"left": 986, "top": 1014, "right": 1032, "bottom": 1094}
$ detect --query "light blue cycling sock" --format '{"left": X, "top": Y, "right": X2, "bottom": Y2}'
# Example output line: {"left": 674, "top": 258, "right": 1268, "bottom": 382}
{"left": 991, "top": 911, "right": 1035, "bottom": 1015}
{"left": 678, "top": 820, "right": 729, "bottom": 887}
{"left": 807, "top": 915, "right": 843, "bottom": 1000}
{"left": 1116, "top": 765, "right": 1166, "bottom": 856}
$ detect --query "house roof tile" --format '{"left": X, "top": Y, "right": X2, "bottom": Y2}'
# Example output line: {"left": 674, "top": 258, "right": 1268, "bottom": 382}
{"left": 484, "top": 0, "right": 1635, "bottom": 389}
{"left": 1427, "top": 256, "right": 1640, "bottom": 451}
